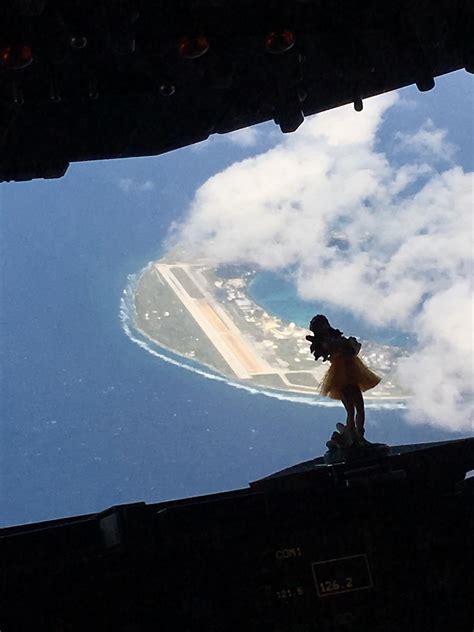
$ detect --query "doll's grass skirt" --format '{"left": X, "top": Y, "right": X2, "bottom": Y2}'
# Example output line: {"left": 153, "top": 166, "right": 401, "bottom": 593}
{"left": 320, "top": 353, "right": 381, "bottom": 400}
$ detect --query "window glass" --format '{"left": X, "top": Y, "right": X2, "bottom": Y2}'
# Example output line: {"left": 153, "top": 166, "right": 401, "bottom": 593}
{"left": 0, "top": 71, "right": 472, "bottom": 527}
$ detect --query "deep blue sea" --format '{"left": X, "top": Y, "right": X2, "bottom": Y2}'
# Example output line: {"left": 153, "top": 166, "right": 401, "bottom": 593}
{"left": 0, "top": 135, "right": 466, "bottom": 528}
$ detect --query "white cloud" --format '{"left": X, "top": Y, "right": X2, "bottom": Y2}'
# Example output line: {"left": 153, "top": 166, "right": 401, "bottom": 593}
{"left": 395, "top": 119, "right": 457, "bottom": 161}
{"left": 191, "top": 125, "right": 263, "bottom": 153}
{"left": 397, "top": 282, "right": 473, "bottom": 431}
{"left": 226, "top": 127, "right": 259, "bottom": 147}
{"left": 119, "top": 177, "right": 155, "bottom": 192}
{"left": 173, "top": 93, "right": 473, "bottom": 432}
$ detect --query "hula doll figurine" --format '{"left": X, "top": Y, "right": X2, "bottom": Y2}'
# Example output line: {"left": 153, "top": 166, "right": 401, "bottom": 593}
{"left": 306, "top": 315, "right": 381, "bottom": 446}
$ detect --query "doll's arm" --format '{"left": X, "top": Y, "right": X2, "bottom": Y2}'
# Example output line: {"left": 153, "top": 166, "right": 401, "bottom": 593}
{"left": 330, "top": 335, "right": 361, "bottom": 355}
{"left": 348, "top": 336, "right": 361, "bottom": 355}
{"left": 306, "top": 335, "right": 331, "bottom": 361}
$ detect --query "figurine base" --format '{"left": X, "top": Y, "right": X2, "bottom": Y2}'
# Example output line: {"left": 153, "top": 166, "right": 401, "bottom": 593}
{"left": 324, "top": 441, "right": 390, "bottom": 464}
{"left": 324, "top": 422, "right": 389, "bottom": 463}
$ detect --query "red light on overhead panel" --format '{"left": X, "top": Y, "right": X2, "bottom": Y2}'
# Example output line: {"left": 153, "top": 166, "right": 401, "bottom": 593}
{"left": 178, "top": 35, "right": 209, "bottom": 59}
{"left": 264, "top": 30, "right": 295, "bottom": 54}
{"left": 0, "top": 44, "right": 33, "bottom": 70}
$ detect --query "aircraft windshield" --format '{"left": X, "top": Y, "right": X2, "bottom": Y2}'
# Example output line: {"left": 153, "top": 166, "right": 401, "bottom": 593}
{"left": 0, "top": 71, "right": 472, "bottom": 527}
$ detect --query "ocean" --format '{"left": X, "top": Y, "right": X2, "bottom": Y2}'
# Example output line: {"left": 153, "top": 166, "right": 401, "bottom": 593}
{"left": 0, "top": 156, "right": 463, "bottom": 529}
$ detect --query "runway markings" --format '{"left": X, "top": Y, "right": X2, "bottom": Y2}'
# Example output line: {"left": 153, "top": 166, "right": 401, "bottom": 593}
{"left": 155, "top": 264, "right": 272, "bottom": 379}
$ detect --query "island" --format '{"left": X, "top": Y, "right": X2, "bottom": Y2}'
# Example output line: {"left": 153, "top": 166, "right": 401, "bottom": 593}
{"left": 127, "top": 251, "right": 410, "bottom": 402}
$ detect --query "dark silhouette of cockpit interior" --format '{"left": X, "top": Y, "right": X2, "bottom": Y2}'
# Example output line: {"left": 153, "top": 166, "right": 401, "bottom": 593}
{"left": 1, "top": 440, "right": 473, "bottom": 631}
{"left": 0, "top": 0, "right": 472, "bottom": 181}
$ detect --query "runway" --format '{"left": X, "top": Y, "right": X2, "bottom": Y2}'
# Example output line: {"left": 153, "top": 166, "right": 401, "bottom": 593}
{"left": 154, "top": 264, "right": 273, "bottom": 379}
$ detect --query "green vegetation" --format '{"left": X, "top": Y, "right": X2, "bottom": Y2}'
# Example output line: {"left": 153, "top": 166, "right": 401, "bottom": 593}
{"left": 134, "top": 269, "right": 230, "bottom": 374}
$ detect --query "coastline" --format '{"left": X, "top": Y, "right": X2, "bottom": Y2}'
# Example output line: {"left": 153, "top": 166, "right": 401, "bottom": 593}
{"left": 122, "top": 256, "right": 411, "bottom": 405}
{"left": 127, "top": 324, "right": 409, "bottom": 409}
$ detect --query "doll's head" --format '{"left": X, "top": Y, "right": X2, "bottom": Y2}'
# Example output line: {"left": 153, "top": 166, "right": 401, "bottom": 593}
{"left": 309, "top": 314, "right": 342, "bottom": 339}
{"left": 309, "top": 314, "right": 331, "bottom": 334}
